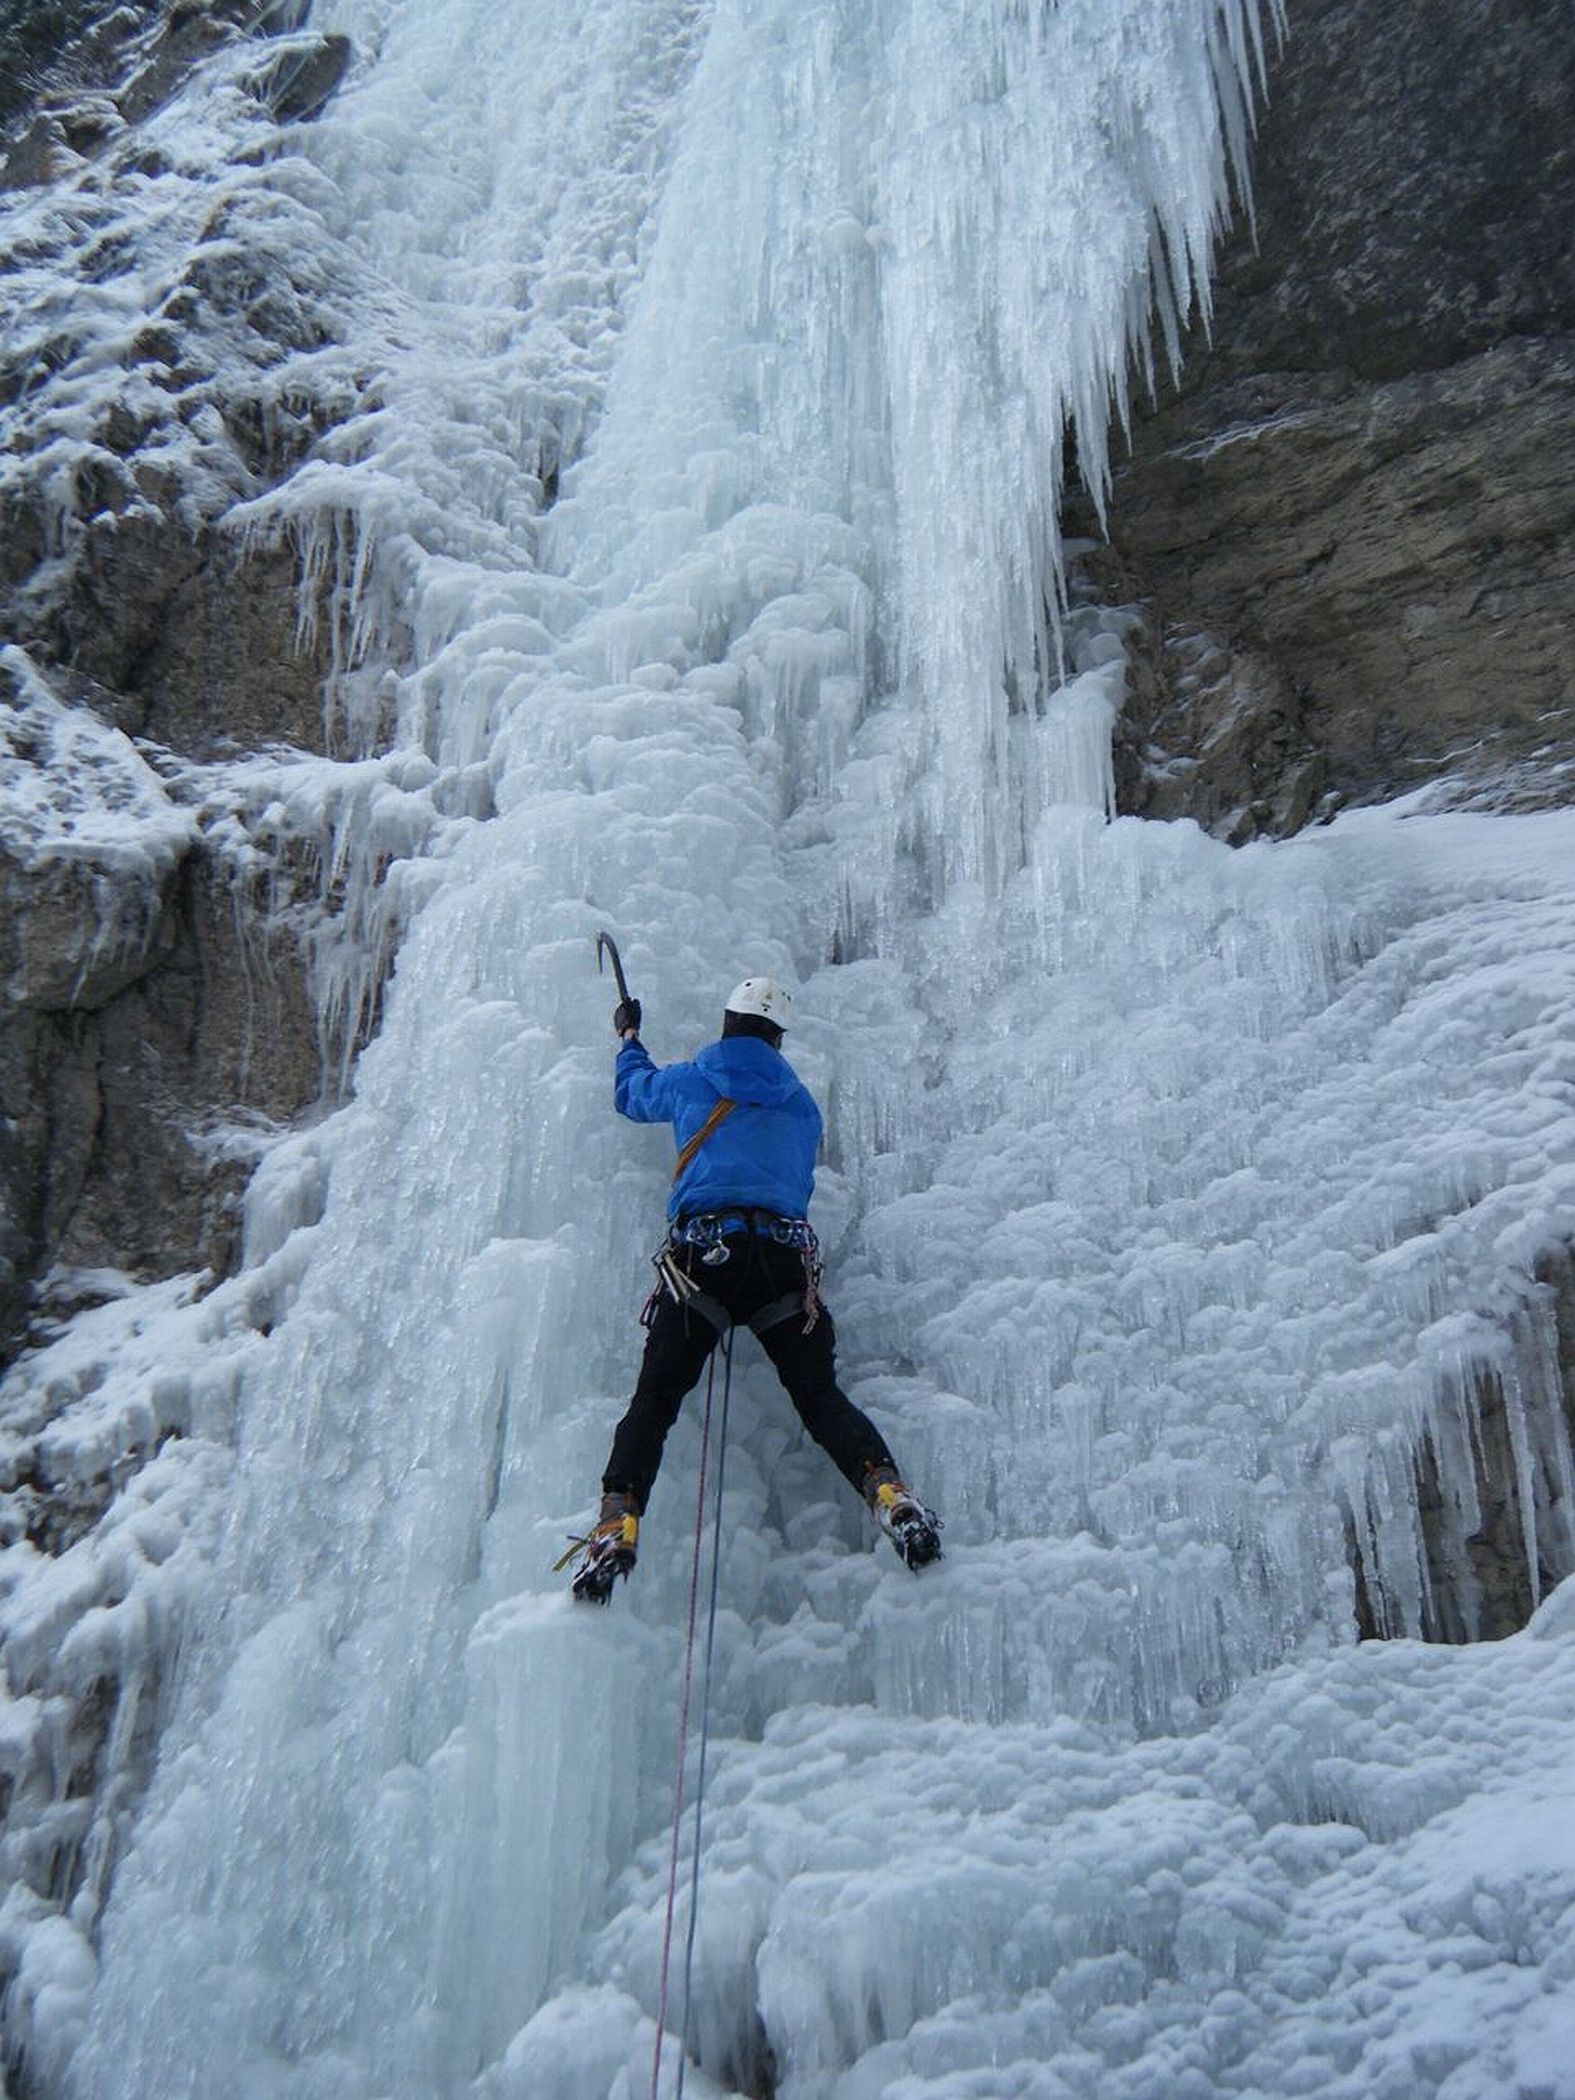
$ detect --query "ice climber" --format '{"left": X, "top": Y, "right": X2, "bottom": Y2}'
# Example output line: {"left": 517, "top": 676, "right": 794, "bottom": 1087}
{"left": 566, "top": 974, "right": 942, "bottom": 1604}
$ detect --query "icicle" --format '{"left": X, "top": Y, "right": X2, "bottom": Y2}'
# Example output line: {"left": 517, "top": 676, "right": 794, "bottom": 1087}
{"left": 15, "top": 5, "right": 1575, "bottom": 2100}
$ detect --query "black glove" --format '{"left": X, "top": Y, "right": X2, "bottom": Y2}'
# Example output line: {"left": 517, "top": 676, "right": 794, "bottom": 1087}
{"left": 613, "top": 998, "right": 642, "bottom": 1038}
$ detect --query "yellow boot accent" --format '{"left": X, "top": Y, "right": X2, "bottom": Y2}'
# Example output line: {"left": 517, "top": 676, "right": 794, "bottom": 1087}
{"left": 553, "top": 1508, "right": 638, "bottom": 1573}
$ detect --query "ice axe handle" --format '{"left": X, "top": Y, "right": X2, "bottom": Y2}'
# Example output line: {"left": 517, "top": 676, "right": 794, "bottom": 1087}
{"left": 596, "top": 931, "right": 633, "bottom": 1006}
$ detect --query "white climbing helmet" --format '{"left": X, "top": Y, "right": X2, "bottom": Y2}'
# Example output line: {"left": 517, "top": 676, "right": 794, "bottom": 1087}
{"left": 725, "top": 975, "right": 794, "bottom": 1028}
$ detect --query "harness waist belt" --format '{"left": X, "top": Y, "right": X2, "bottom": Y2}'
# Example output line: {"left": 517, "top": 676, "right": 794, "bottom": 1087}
{"left": 673, "top": 1209, "right": 816, "bottom": 1248}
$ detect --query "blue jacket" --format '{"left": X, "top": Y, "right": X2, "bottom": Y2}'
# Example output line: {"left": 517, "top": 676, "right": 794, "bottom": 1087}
{"left": 616, "top": 1035, "right": 822, "bottom": 1222}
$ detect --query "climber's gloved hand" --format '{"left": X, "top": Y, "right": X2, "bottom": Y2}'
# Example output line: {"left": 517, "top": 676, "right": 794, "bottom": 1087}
{"left": 613, "top": 998, "right": 642, "bottom": 1039}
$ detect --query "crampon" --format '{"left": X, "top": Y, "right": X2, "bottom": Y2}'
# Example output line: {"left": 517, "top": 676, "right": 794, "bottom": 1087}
{"left": 558, "top": 1495, "right": 639, "bottom": 1604}
{"left": 869, "top": 1475, "right": 943, "bottom": 1570}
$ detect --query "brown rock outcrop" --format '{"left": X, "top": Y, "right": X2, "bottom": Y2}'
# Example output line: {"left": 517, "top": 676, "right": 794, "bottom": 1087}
{"left": 1095, "top": 0, "right": 1575, "bottom": 840}
{"left": 0, "top": 656, "right": 321, "bottom": 1351}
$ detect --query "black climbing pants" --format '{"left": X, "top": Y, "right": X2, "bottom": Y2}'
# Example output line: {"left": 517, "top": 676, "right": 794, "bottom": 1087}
{"left": 602, "top": 1237, "right": 897, "bottom": 1513}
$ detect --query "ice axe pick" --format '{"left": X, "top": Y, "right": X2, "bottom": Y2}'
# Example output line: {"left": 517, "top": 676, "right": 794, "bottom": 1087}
{"left": 596, "top": 930, "right": 634, "bottom": 1008}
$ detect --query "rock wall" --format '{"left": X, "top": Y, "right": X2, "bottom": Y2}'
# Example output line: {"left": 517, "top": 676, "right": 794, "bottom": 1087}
{"left": 0, "top": 0, "right": 357, "bottom": 1361}
{"left": 1091, "top": 0, "right": 1575, "bottom": 841}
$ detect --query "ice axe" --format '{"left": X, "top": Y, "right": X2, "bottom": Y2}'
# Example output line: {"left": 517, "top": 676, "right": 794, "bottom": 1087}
{"left": 596, "top": 930, "right": 641, "bottom": 1036}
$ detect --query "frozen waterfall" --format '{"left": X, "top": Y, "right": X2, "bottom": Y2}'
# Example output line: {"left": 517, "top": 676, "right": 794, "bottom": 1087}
{"left": 3, "top": 1, "right": 1574, "bottom": 2096}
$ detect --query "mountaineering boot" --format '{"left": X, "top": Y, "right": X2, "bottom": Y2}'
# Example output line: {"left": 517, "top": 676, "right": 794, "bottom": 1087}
{"left": 570, "top": 1491, "right": 639, "bottom": 1604}
{"left": 865, "top": 1467, "right": 943, "bottom": 1571}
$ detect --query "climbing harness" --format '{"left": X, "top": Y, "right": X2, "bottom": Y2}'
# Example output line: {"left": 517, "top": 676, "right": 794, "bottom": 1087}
{"left": 641, "top": 1245, "right": 724, "bottom": 1334}
{"left": 650, "top": 1213, "right": 823, "bottom": 1336}
{"left": 650, "top": 1326, "right": 734, "bottom": 2100}
{"left": 671, "top": 1209, "right": 818, "bottom": 1255}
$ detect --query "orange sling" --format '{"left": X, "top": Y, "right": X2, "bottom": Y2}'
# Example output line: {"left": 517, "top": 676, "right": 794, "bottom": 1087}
{"left": 671, "top": 1098, "right": 736, "bottom": 1182}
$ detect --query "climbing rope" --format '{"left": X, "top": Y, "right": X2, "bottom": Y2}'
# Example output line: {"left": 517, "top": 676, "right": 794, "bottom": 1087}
{"left": 675, "top": 1324, "right": 734, "bottom": 2100}
{"left": 650, "top": 1327, "right": 735, "bottom": 2100}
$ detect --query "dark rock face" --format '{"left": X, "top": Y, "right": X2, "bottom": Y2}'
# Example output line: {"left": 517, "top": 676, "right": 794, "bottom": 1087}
{"left": 0, "top": 0, "right": 359, "bottom": 1361}
{"left": 1194, "top": 0, "right": 1575, "bottom": 383}
{"left": 0, "top": 2, "right": 155, "bottom": 134}
{"left": 1097, "top": 0, "right": 1575, "bottom": 840}
{"left": 34, "top": 514, "right": 333, "bottom": 758}
{"left": 0, "top": 1, "right": 331, "bottom": 185}
{"left": 2, "top": 863, "right": 320, "bottom": 1301}
{"left": 247, "top": 29, "right": 352, "bottom": 125}
{"left": 0, "top": 653, "right": 322, "bottom": 1353}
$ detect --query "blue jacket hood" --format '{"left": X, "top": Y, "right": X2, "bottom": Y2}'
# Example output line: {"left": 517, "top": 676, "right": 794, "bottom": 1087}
{"left": 692, "top": 1036, "right": 801, "bottom": 1107}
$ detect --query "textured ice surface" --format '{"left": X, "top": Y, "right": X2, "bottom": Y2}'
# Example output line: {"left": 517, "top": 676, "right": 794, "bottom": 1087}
{"left": 2, "top": 2, "right": 1574, "bottom": 2097}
